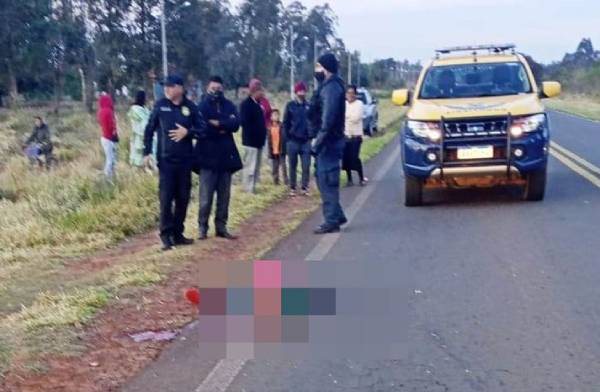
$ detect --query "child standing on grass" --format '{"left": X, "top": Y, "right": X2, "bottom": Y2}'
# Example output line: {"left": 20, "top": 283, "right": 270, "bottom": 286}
{"left": 267, "top": 109, "right": 288, "bottom": 186}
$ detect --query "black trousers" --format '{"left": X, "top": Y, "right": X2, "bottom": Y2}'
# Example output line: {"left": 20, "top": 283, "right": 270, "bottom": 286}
{"left": 343, "top": 136, "right": 364, "bottom": 182}
{"left": 198, "top": 169, "right": 232, "bottom": 234}
{"left": 159, "top": 162, "right": 192, "bottom": 240}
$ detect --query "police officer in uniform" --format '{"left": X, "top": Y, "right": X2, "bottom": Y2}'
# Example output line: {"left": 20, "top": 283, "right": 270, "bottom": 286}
{"left": 144, "top": 75, "right": 206, "bottom": 251}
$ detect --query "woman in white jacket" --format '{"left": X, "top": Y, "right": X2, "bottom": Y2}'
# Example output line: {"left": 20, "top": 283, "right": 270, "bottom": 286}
{"left": 343, "top": 85, "right": 367, "bottom": 186}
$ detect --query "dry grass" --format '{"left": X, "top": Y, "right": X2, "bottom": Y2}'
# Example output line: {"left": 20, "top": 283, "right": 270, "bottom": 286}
{"left": 0, "top": 92, "right": 405, "bottom": 377}
{"left": 545, "top": 94, "right": 600, "bottom": 121}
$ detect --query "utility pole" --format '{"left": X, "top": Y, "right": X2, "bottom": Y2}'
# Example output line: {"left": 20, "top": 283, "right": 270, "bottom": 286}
{"left": 356, "top": 52, "right": 361, "bottom": 87}
{"left": 313, "top": 35, "right": 318, "bottom": 90}
{"left": 290, "top": 25, "right": 295, "bottom": 99}
{"left": 347, "top": 52, "right": 352, "bottom": 84}
{"left": 160, "top": 0, "right": 168, "bottom": 80}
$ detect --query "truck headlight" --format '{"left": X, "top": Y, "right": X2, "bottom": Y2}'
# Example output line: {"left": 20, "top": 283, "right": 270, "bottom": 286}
{"left": 406, "top": 120, "right": 442, "bottom": 142}
{"left": 510, "top": 114, "right": 546, "bottom": 138}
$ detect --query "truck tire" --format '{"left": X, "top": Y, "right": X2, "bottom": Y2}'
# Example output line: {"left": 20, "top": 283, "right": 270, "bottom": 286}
{"left": 405, "top": 175, "right": 424, "bottom": 206}
{"left": 523, "top": 167, "right": 547, "bottom": 201}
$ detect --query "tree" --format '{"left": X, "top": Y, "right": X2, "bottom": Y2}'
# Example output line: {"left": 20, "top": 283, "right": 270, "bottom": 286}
{"left": 0, "top": 0, "right": 351, "bottom": 106}
{"left": 0, "top": 0, "right": 53, "bottom": 106}
{"left": 237, "top": 0, "right": 284, "bottom": 80}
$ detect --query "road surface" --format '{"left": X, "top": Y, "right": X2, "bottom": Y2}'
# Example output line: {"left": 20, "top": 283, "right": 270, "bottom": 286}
{"left": 125, "top": 110, "right": 600, "bottom": 392}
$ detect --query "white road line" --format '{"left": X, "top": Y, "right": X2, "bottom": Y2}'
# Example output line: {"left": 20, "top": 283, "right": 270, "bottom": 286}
{"left": 304, "top": 146, "right": 401, "bottom": 261}
{"left": 194, "top": 360, "right": 246, "bottom": 392}
{"left": 551, "top": 142, "right": 600, "bottom": 176}
{"left": 192, "top": 146, "right": 401, "bottom": 392}
{"left": 550, "top": 147, "right": 600, "bottom": 189}
{"left": 549, "top": 108, "right": 600, "bottom": 124}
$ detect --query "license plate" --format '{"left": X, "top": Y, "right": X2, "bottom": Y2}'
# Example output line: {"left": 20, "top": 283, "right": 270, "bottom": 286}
{"left": 457, "top": 146, "right": 494, "bottom": 160}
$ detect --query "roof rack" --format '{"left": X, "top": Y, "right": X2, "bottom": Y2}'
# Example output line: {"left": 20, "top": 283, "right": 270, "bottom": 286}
{"left": 435, "top": 44, "right": 516, "bottom": 58}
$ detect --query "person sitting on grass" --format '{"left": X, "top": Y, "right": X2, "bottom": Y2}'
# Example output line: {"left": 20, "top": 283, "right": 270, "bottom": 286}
{"left": 23, "top": 116, "right": 54, "bottom": 169}
{"left": 267, "top": 109, "right": 288, "bottom": 186}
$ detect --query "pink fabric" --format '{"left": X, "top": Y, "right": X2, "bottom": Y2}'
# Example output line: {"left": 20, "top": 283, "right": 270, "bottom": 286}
{"left": 259, "top": 97, "right": 273, "bottom": 129}
{"left": 253, "top": 260, "right": 282, "bottom": 289}
{"left": 96, "top": 95, "right": 117, "bottom": 140}
{"left": 294, "top": 81, "right": 307, "bottom": 94}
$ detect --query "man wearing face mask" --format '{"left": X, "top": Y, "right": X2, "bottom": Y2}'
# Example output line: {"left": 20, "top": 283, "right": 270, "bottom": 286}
{"left": 309, "top": 53, "right": 348, "bottom": 234}
{"left": 194, "top": 76, "right": 242, "bottom": 240}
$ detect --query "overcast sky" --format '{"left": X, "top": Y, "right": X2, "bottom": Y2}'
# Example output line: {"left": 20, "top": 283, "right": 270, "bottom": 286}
{"left": 231, "top": 0, "right": 600, "bottom": 64}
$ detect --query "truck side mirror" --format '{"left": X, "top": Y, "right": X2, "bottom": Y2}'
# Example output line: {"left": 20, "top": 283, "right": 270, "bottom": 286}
{"left": 392, "top": 89, "right": 411, "bottom": 106}
{"left": 540, "top": 81, "right": 561, "bottom": 99}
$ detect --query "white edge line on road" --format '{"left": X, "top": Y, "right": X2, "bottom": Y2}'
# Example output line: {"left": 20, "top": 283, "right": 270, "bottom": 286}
{"left": 192, "top": 145, "right": 401, "bottom": 392}
{"left": 550, "top": 147, "right": 600, "bottom": 189}
{"left": 194, "top": 360, "right": 246, "bottom": 392}
{"left": 548, "top": 108, "right": 600, "bottom": 124}
{"left": 193, "top": 141, "right": 595, "bottom": 392}
{"left": 304, "top": 146, "right": 401, "bottom": 261}
{"left": 550, "top": 142, "right": 600, "bottom": 176}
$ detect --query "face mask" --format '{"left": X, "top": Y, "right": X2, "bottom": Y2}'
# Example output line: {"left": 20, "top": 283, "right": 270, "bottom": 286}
{"left": 210, "top": 90, "right": 224, "bottom": 99}
{"left": 314, "top": 71, "right": 326, "bottom": 83}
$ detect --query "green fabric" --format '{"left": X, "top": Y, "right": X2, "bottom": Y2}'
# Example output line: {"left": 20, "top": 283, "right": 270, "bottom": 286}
{"left": 281, "top": 288, "right": 310, "bottom": 315}
{"left": 127, "top": 105, "right": 154, "bottom": 166}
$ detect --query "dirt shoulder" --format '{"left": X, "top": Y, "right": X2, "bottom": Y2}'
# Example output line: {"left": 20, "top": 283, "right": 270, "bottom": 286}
{"left": 2, "top": 192, "right": 318, "bottom": 392}
{"left": 0, "top": 110, "right": 403, "bottom": 391}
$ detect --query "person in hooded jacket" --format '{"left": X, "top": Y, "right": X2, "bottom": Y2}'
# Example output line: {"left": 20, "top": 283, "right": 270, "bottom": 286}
{"left": 97, "top": 94, "right": 119, "bottom": 181}
{"left": 194, "top": 76, "right": 242, "bottom": 240}
{"left": 309, "top": 53, "right": 348, "bottom": 234}
{"left": 24, "top": 116, "right": 53, "bottom": 168}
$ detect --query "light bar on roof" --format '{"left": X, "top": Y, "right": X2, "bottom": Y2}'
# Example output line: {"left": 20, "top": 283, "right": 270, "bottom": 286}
{"left": 435, "top": 44, "right": 516, "bottom": 54}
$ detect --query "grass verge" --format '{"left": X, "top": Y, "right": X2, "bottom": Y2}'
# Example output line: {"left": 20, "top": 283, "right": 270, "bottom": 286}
{"left": 545, "top": 94, "right": 600, "bottom": 121}
{"left": 0, "top": 98, "right": 405, "bottom": 379}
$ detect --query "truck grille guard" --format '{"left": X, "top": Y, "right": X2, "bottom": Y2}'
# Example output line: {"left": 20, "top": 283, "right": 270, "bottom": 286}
{"left": 438, "top": 114, "right": 514, "bottom": 180}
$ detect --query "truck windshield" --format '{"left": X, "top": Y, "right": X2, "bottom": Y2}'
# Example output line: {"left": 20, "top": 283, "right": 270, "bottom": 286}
{"left": 419, "top": 62, "right": 532, "bottom": 99}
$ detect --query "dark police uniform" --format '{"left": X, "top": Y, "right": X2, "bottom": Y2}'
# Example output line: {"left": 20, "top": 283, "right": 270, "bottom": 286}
{"left": 144, "top": 96, "right": 206, "bottom": 245}
{"left": 309, "top": 74, "right": 348, "bottom": 231}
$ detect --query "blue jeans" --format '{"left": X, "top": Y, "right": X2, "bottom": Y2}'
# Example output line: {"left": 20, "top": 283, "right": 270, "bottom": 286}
{"left": 287, "top": 140, "right": 311, "bottom": 190}
{"left": 315, "top": 138, "right": 347, "bottom": 228}
{"left": 100, "top": 137, "right": 117, "bottom": 181}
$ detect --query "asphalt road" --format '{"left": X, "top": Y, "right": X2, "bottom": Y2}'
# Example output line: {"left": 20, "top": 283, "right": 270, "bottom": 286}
{"left": 124, "top": 110, "right": 600, "bottom": 392}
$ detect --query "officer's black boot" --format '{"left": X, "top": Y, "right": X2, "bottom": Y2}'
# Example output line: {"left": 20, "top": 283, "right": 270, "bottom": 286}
{"left": 173, "top": 234, "right": 194, "bottom": 246}
{"left": 160, "top": 235, "right": 174, "bottom": 251}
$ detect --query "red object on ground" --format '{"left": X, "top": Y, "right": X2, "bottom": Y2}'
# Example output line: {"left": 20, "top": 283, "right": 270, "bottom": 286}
{"left": 185, "top": 288, "right": 201, "bottom": 305}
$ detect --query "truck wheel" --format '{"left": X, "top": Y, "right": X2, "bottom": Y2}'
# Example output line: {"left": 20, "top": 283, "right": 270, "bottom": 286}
{"left": 405, "top": 175, "right": 424, "bottom": 206}
{"left": 523, "top": 167, "right": 547, "bottom": 201}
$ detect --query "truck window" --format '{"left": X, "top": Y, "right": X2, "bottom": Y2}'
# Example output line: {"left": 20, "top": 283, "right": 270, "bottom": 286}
{"left": 419, "top": 62, "right": 533, "bottom": 99}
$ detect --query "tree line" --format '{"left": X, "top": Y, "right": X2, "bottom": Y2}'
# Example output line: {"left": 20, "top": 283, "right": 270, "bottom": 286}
{"left": 0, "top": 0, "right": 421, "bottom": 111}
{"left": 543, "top": 38, "right": 600, "bottom": 96}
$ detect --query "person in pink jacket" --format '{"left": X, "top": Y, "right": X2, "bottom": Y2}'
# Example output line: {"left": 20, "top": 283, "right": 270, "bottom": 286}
{"left": 97, "top": 94, "right": 119, "bottom": 181}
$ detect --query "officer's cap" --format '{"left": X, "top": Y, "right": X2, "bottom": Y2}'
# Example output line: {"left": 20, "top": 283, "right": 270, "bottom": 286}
{"left": 165, "top": 74, "right": 184, "bottom": 87}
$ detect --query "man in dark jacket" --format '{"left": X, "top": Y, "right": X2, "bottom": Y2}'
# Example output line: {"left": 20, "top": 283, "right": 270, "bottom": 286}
{"left": 283, "top": 81, "right": 312, "bottom": 196}
{"left": 194, "top": 76, "right": 242, "bottom": 240}
{"left": 310, "top": 53, "right": 348, "bottom": 234}
{"left": 240, "top": 78, "right": 268, "bottom": 193}
{"left": 144, "top": 75, "right": 206, "bottom": 251}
